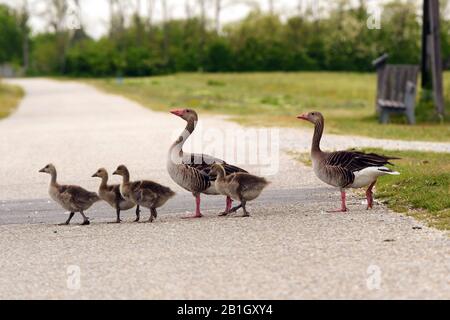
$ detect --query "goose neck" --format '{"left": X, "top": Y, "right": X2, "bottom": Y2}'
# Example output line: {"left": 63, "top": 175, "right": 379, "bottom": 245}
{"left": 170, "top": 119, "right": 197, "bottom": 157}
{"left": 311, "top": 119, "right": 323, "bottom": 153}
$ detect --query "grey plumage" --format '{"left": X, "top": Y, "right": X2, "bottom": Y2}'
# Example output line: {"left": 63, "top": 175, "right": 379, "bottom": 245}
{"left": 113, "top": 165, "right": 175, "bottom": 222}
{"left": 92, "top": 168, "right": 135, "bottom": 223}
{"left": 39, "top": 164, "right": 99, "bottom": 225}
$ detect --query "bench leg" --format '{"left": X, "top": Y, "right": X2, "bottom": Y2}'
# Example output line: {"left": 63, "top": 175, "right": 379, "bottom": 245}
{"left": 405, "top": 109, "right": 415, "bottom": 125}
{"left": 379, "top": 109, "right": 389, "bottom": 124}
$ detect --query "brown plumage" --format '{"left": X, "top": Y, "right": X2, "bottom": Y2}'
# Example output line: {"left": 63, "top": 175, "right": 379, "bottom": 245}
{"left": 167, "top": 108, "right": 247, "bottom": 218}
{"left": 113, "top": 165, "right": 175, "bottom": 222}
{"left": 39, "top": 164, "right": 99, "bottom": 225}
{"left": 92, "top": 168, "right": 136, "bottom": 223}
{"left": 210, "top": 163, "right": 269, "bottom": 217}
{"left": 297, "top": 111, "right": 400, "bottom": 212}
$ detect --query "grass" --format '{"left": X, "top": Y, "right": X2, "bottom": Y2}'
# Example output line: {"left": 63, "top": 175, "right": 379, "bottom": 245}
{"left": 87, "top": 72, "right": 450, "bottom": 142}
{"left": 0, "top": 81, "right": 24, "bottom": 119}
{"left": 292, "top": 148, "right": 450, "bottom": 231}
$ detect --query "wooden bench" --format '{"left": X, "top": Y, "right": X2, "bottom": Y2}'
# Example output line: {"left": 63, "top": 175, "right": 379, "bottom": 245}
{"left": 373, "top": 54, "right": 419, "bottom": 124}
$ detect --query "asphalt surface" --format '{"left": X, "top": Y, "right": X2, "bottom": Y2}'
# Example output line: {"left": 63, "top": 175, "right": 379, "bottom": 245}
{"left": 0, "top": 78, "right": 448, "bottom": 299}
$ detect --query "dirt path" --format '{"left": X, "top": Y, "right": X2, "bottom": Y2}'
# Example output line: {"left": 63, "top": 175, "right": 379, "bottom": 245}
{"left": 0, "top": 78, "right": 448, "bottom": 299}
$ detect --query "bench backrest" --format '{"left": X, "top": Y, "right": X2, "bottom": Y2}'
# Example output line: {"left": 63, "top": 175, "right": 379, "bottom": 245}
{"left": 377, "top": 64, "right": 419, "bottom": 103}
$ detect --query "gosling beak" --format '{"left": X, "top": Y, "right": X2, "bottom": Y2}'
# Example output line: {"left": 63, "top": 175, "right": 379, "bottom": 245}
{"left": 38, "top": 168, "right": 45, "bottom": 173}
{"left": 296, "top": 112, "right": 309, "bottom": 121}
{"left": 170, "top": 109, "right": 184, "bottom": 117}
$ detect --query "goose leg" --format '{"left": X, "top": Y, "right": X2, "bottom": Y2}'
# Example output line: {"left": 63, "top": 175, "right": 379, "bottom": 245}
{"left": 182, "top": 194, "right": 203, "bottom": 219}
{"left": 366, "top": 180, "right": 376, "bottom": 210}
{"left": 134, "top": 205, "right": 140, "bottom": 222}
{"left": 79, "top": 211, "right": 90, "bottom": 225}
{"left": 219, "top": 196, "right": 233, "bottom": 216}
{"left": 59, "top": 212, "right": 75, "bottom": 225}
{"left": 326, "top": 190, "right": 348, "bottom": 213}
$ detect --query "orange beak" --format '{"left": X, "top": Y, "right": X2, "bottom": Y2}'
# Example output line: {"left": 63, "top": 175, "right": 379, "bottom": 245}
{"left": 170, "top": 109, "right": 184, "bottom": 117}
{"left": 296, "top": 112, "right": 309, "bottom": 121}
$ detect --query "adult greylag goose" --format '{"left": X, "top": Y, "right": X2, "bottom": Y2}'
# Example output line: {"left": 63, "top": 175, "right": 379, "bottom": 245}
{"left": 92, "top": 168, "right": 136, "bottom": 223}
{"left": 297, "top": 111, "right": 399, "bottom": 212}
{"left": 167, "top": 108, "right": 247, "bottom": 218}
{"left": 113, "top": 165, "right": 175, "bottom": 222}
{"left": 210, "top": 163, "right": 269, "bottom": 217}
{"left": 39, "top": 164, "right": 100, "bottom": 225}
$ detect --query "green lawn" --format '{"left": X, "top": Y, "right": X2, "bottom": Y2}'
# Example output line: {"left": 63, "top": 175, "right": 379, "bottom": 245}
{"left": 88, "top": 72, "right": 450, "bottom": 142}
{"left": 292, "top": 149, "right": 450, "bottom": 231}
{"left": 0, "top": 81, "right": 23, "bottom": 119}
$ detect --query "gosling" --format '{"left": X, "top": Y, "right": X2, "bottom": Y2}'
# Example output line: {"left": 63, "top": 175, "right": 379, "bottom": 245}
{"left": 113, "top": 165, "right": 175, "bottom": 222}
{"left": 92, "top": 168, "right": 137, "bottom": 223}
{"left": 39, "top": 164, "right": 99, "bottom": 225}
{"left": 210, "top": 163, "right": 269, "bottom": 217}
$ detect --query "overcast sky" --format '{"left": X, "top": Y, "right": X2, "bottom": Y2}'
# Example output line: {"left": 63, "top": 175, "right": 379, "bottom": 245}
{"left": 0, "top": 0, "right": 422, "bottom": 39}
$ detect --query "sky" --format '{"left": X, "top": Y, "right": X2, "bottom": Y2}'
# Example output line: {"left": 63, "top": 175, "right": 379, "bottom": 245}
{"left": 0, "top": 0, "right": 420, "bottom": 39}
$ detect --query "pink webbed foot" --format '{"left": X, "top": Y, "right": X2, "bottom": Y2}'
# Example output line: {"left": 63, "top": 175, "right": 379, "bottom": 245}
{"left": 326, "top": 208, "right": 348, "bottom": 213}
{"left": 326, "top": 190, "right": 348, "bottom": 213}
{"left": 182, "top": 194, "right": 203, "bottom": 219}
{"left": 182, "top": 213, "right": 203, "bottom": 219}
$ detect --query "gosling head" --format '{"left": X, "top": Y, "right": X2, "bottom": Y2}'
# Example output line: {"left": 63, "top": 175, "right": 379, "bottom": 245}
{"left": 92, "top": 168, "right": 108, "bottom": 178}
{"left": 210, "top": 163, "right": 226, "bottom": 176}
{"left": 112, "top": 165, "right": 129, "bottom": 177}
{"left": 39, "top": 163, "right": 56, "bottom": 174}
{"left": 170, "top": 108, "right": 198, "bottom": 122}
{"left": 296, "top": 111, "right": 324, "bottom": 125}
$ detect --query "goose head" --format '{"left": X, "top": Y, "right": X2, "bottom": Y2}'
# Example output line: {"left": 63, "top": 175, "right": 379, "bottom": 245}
{"left": 92, "top": 168, "right": 108, "bottom": 178}
{"left": 39, "top": 163, "right": 56, "bottom": 174}
{"left": 170, "top": 108, "right": 198, "bottom": 122}
{"left": 297, "top": 111, "right": 323, "bottom": 124}
{"left": 112, "top": 165, "right": 129, "bottom": 177}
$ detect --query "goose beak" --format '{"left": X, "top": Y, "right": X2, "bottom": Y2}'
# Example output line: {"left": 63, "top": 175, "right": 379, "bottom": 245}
{"left": 91, "top": 173, "right": 98, "bottom": 177}
{"left": 38, "top": 168, "right": 45, "bottom": 173}
{"left": 170, "top": 109, "right": 184, "bottom": 117}
{"left": 112, "top": 170, "right": 118, "bottom": 175}
{"left": 296, "top": 112, "right": 309, "bottom": 121}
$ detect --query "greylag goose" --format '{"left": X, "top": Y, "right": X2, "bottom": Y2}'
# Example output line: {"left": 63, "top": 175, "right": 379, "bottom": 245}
{"left": 92, "top": 168, "right": 136, "bottom": 223}
{"left": 297, "top": 111, "right": 399, "bottom": 212}
{"left": 210, "top": 163, "right": 269, "bottom": 217}
{"left": 113, "top": 165, "right": 175, "bottom": 222}
{"left": 167, "top": 108, "right": 247, "bottom": 218}
{"left": 39, "top": 164, "right": 100, "bottom": 225}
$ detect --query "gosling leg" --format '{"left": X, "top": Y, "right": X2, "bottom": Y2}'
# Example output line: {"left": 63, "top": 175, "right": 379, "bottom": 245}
{"left": 79, "top": 211, "right": 90, "bottom": 225}
{"left": 149, "top": 208, "right": 157, "bottom": 222}
{"left": 229, "top": 203, "right": 242, "bottom": 214}
{"left": 115, "top": 207, "right": 122, "bottom": 223}
{"left": 59, "top": 212, "right": 75, "bottom": 225}
{"left": 241, "top": 201, "right": 250, "bottom": 217}
{"left": 134, "top": 205, "right": 140, "bottom": 222}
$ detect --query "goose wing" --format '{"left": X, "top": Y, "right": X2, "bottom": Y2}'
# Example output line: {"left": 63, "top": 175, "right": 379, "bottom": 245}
{"left": 325, "top": 150, "right": 398, "bottom": 172}
{"left": 183, "top": 152, "right": 247, "bottom": 181}
{"left": 320, "top": 150, "right": 398, "bottom": 188}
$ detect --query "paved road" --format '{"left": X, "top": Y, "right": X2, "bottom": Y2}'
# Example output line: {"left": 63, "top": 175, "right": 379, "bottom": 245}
{"left": 0, "top": 78, "right": 448, "bottom": 299}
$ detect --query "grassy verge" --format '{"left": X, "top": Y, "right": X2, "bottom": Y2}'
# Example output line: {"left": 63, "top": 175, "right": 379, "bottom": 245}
{"left": 0, "top": 81, "right": 24, "bottom": 119}
{"left": 86, "top": 72, "right": 450, "bottom": 142}
{"left": 291, "top": 149, "right": 450, "bottom": 231}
